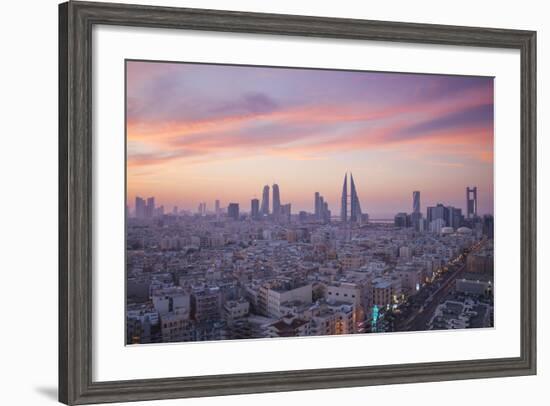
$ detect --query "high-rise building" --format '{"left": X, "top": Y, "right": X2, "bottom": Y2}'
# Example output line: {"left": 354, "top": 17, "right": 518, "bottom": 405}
{"left": 340, "top": 173, "right": 348, "bottom": 222}
{"left": 197, "top": 202, "right": 207, "bottom": 216}
{"left": 413, "top": 191, "right": 421, "bottom": 214}
{"left": 314, "top": 192, "right": 330, "bottom": 223}
{"left": 350, "top": 173, "right": 362, "bottom": 223}
{"left": 280, "top": 203, "right": 291, "bottom": 223}
{"left": 341, "top": 172, "right": 363, "bottom": 223}
{"left": 314, "top": 192, "right": 321, "bottom": 219}
{"left": 410, "top": 212, "right": 422, "bottom": 231}
{"left": 146, "top": 197, "right": 155, "bottom": 218}
{"left": 394, "top": 212, "right": 410, "bottom": 227}
{"left": 135, "top": 197, "right": 146, "bottom": 219}
{"left": 272, "top": 184, "right": 281, "bottom": 217}
{"left": 323, "top": 201, "right": 331, "bottom": 223}
{"left": 251, "top": 198, "right": 259, "bottom": 219}
{"left": 466, "top": 186, "right": 478, "bottom": 219}
{"left": 427, "top": 204, "right": 463, "bottom": 230}
{"left": 483, "top": 214, "right": 494, "bottom": 239}
{"left": 410, "top": 191, "right": 422, "bottom": 231}
{"left": 172, "top": 206, "right": 178, "bottom": 215}
{"left": 261, "top": 185, "right": 270, "bottom": 216}
{"left": 215, "top": 200, "right": 220, "bottom": 215}
{"left": 446, "top": 206, "right": 463, "bottom": 228}
{"left": 427, "top": 204, "right": 446, "bottom": 225}
{"left": 228, "top": 203, "right": 239, "bottom": 220}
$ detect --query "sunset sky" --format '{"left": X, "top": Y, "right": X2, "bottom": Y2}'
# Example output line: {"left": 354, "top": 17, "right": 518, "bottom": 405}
{"left": 126, "top": 60, "right": 494, "bottom": 218}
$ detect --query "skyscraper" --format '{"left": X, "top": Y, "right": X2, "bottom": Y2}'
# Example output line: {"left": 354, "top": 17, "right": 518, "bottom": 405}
{"left": 426, "top": 204, "right": 463, "bottom": 229}
{"left": 410, "top": 191, "right": 422, "bottom": 231}
{"left": 280, "top": 203, "right": 291, "bottom": 223}
{"left": 146, "top": 197, "right": 155, "bottom": 218}
{"left": 197, "top": 202, "right": 207, "bottom": 216}
{"left": 228, "top": 203, "right": 239, "bottom": 220}
{"left": 215, "top": 200, "right": 220, "bottom": 215}
{"left": 251, "top": 198, "right": 259, "bottom": 219}
{"left": 349, "top": 173, "right": 362, "bottom": 223}
{"left": 135, "top": 197, "right": 146, "bottom": 219}
{"left": 314, "top": 192, "right": 321, "bottom": 219}
{"left": 466, "top": 187, "right": 478, "bottom": 219}
{"left": 260, "top": 185, "right": 270, "bottom": 216}
{"left": 413, "top": 191, "right": 421, "bottom": 214}
{"left": 483, "top": 214, "right": 494, "bottom": 239}
{"left": 341, "top": 172, "right": 363, "bottom": 223}
{"left": 323, "top": 201, "right": 331, "bottom": 223}
{"left": 314, "top": 192, "right": 330, "bottom": 223}
{"left": 427, "top": 204, "right": 446, "bottom": 224}
{"left": 447, "top": 206, "right": 463, "bottom": 228}
{"left": 394, "top": 212, "right": 410, "bottom": 227}
{"left": 272, "top": 184, "right": 281, "bottom": 218}
{"left": 340, "top": 173, "right": 348, "bottom": 223}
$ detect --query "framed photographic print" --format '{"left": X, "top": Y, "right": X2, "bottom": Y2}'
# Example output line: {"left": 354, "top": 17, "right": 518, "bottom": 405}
{"left": 59, "top": 1, "right": 536, "bottom": 404}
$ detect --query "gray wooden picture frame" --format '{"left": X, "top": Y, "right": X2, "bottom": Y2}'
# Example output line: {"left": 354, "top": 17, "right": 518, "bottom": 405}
{"left": 59, "top": 1, "right": 537, "bottom": 404}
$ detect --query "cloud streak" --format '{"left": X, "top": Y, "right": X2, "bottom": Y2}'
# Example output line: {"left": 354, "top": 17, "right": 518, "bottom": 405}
{"left": 126, "top": 61, "right": 494, "bottom": 215}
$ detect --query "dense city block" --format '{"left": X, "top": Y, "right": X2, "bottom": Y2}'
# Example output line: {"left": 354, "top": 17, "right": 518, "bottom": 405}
{"left": 126, "top": 179, "right": 494, "bottom": 344}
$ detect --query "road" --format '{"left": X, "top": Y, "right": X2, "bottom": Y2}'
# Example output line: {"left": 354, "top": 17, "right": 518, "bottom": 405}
{"left": 393, "top": 239, "right": 486, "bottom": 332}
{"left": 403, "top": 262, "right": 467, "bottom": 331}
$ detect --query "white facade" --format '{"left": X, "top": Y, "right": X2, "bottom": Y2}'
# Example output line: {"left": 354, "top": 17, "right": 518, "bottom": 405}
{"left": 152, "top": 287, "right": 191, "bottom": 317}
{"left": 266, "top": 284, "right": 312, "bottom": 318}
{"left": 224, "top": 299, "right": 250, "bottom": 321}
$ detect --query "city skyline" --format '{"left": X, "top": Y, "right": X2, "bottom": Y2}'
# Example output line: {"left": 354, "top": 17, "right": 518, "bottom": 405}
{"left": 126, "top": 62, "right": 494, "bottom": 344}
{"left": 130, "top": 183, "right": 488, "bottom": 221}
{"left": 126, "top": 61, "right": 494, "bottom": 218}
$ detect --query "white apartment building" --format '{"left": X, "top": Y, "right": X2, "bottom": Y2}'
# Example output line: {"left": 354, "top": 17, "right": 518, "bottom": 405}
{"left": 152, "top": 286, "right": 190, "bottom": 317}
{"left": 260, "top": 282, "right": 312, "bottom": 318}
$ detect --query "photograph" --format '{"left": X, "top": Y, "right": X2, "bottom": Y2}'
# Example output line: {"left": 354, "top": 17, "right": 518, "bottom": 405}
{"left": 0, "top": 0, "right": 542, "bottom": 405}
{"left": 125, "top": 60, "right": 495, "bottom": 344}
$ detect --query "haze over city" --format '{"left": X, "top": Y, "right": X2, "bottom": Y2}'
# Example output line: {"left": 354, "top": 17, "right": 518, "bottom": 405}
{"left": 126, "top": 61, "right": 494, "bottom": 218}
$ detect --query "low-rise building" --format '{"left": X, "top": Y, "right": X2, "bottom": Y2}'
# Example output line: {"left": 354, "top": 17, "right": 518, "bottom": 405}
{"left": 258, "top": 281, "right": 312, "bottom": 318}
{"left": 191, "top": 287, "right": 222, "bottom": 322}
{"left": 267, "top": 314, "right": 311, "bottom": 337}
{"left": 456, "top": 272, "right": 493, "bottom": 295}
{"left": 224, "top": 299, "right": 250, "bottom": 322}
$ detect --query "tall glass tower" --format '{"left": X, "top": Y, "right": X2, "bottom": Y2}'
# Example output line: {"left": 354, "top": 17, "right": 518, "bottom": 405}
{"left": 340, "top": 173, "right": 348, "bottom": 222}
{"left": 466, "top": 186, "right": 477, "bottom": 219}
{"left": 251, "top": 198, "right": 259, "bottom": 219}
{"left": 349, "top": 173, "right": 362, "bottom": 223}
{"left": 341, "top": 172, "right": 363, "bottom": 223}
{"left": 272, "top": 184, "right": 281, "bottom": 217}
{"left": 260, "top": 185, "right": 270, "bottom": 216}
{"left": 413, "top": 191, "right": 421, "bottom": 213}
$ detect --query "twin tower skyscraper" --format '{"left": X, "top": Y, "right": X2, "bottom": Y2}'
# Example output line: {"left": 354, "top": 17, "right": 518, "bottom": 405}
{"left": 260, "top": 183, "right": 281, "bottom": 217}
{"left": 341, "top": 172, "right": 363, "bottom": 223}
{"left": 258, "top": 173, "right": 362, "bottom": 223}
